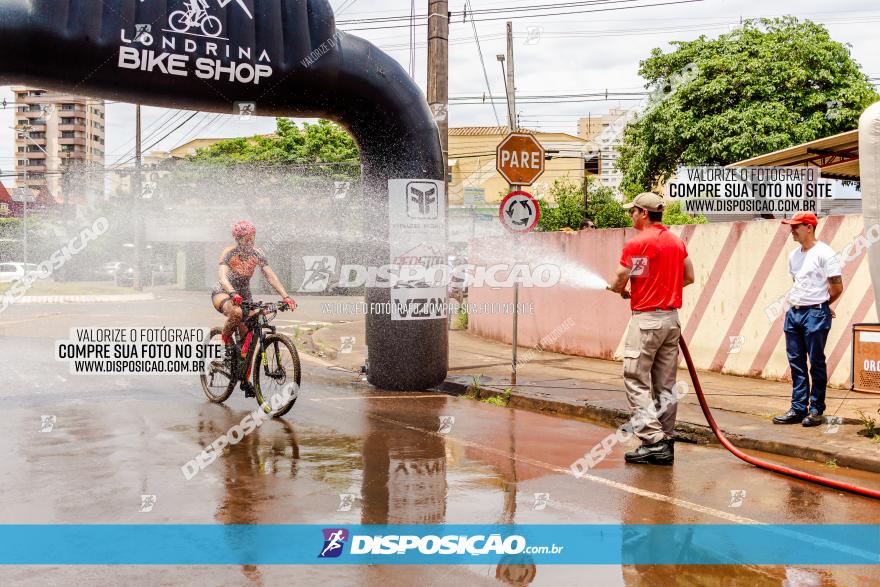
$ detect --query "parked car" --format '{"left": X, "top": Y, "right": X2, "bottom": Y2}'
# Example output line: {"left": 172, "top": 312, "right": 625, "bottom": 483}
{"left": 95, "top": 261, "right": 128, "bottom": 281}
{"left": 114, "top": 263, "right": 135, "bottom": 287}
{"left": 0, "top": 262, "right": 48, "bottom": 283}
{"left": 148, "top": 263, "right": 175, "bottom": 286}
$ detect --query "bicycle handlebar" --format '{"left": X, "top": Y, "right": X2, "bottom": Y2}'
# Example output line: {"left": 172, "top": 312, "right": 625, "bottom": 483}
{"left": 239, "top": 300, "right": 292, "bottom": 314}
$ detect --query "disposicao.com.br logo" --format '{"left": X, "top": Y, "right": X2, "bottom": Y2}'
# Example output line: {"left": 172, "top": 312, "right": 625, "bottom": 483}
{"left": 317, "top": 528, "right": 563, "bottom": 559}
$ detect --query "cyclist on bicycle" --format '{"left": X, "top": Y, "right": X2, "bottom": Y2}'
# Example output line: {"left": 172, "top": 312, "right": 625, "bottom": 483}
{"left": 212, "top": 220, "right": 297, "bottom": 396}
{"left": 188, "top": 0, "right": 210, "bottom": 21}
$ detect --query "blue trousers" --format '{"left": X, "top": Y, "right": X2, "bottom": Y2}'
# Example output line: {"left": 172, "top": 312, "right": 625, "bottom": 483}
{"left": 783, "top": 305, "right": 832, "bottom": 415}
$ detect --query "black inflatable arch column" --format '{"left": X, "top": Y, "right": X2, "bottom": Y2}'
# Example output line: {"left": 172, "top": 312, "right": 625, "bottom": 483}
{"left": 0, "top": 0, "right": 447, "bottom": 390}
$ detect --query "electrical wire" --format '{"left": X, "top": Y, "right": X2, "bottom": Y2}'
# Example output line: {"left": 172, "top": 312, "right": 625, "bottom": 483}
{"left": 466, "top": 0, "right": 501, "bottom": 127}
{"left": 342, "top": 0, "right": 706, "bottom": 31}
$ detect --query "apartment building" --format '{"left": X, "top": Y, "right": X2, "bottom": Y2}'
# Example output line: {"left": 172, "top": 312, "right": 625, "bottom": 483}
{"left": 12, "top": 87, "right": 105, "bottom": 203}
{"left": 577, "top": 108, "right": 634, "bottom": 193}
{"left": 577, "top": 115, "right": 605, "bottom": 141}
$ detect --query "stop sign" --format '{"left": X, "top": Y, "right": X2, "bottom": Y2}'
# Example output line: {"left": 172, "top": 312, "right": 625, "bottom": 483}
{"left": 496, "top": 132, "right": 546, "bottom": 186}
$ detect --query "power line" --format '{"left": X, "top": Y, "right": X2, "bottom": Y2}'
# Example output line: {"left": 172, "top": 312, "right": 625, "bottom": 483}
{"left": 109, "top": 110, "right": 189, "bottom": 167}
{"left": 341, "top": 0, "right": 706, "bottom": 31}
{"left": 339, "top": 0, "right": 669, "bottom": 25}
{"left": 466, "top": 0, "right": 501, "bottom": 127}
{"left": 109, "top": 108, "right": 182, "bottom": 166}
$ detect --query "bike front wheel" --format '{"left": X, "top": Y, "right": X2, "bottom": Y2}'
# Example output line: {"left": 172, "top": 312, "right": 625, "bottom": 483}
{"left": 254, "top": 333, "right": 301, "bottom": 418}
{"left": 168, "top": 11, "right": 189, "bottom": 32}
{"left": 200, "top": 327, "right": 236, "bottom": 403}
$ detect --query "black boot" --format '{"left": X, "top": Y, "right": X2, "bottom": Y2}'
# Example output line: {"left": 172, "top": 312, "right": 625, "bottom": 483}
{"left": 625, "top": 439, "right": 674, "bottom": 465}
{"left": 772, "top": 409, "right": 805, "bottom": 425}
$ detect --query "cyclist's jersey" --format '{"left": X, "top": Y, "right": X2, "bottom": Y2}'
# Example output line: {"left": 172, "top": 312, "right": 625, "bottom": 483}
{"left": 214, "top": 245, "right": 269, "bottom": 301}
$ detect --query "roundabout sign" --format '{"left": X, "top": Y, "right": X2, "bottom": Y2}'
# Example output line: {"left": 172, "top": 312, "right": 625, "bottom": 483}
{"left": 499, "top": 190, "right": 540, "bottom": 234}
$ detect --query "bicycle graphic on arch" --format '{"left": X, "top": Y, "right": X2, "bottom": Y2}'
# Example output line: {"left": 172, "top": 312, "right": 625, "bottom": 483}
{"left": 168, "top": 0, "right": 224, "bottom": 38}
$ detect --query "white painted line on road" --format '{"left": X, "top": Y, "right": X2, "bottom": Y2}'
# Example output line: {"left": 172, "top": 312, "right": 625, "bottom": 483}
{"left": 315, "top": 402, "right": 877, "bottom": 562}
{"left": 317, "top": 399, "right": 758, "bottom": 523}
{"left": 8, "top": 293, "right": 155, "bottom": 304}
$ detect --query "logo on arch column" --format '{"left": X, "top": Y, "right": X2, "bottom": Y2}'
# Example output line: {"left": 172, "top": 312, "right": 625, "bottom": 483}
{"left": 407, "top": 182, "right": 439, "bottom": 219}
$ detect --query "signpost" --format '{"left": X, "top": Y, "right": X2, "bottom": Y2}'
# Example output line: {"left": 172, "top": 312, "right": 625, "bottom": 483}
{"left": 498, "top": 189, "right": 540, "bottom": 385}
{"left": 497, "top": 132, "right": 545, "bottom": 386}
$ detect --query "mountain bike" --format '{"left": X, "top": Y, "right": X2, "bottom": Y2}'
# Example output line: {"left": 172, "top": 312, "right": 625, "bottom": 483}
{"left": 200, "top": 301, "right": 301, "bottom": 418}
{"left": 169, "top": 2, "right": 223, "bottom": 38}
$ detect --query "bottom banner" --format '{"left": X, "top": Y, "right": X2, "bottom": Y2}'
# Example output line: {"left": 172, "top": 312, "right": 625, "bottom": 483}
{"left": 1, "top": 525, "right": 878, "bottom": 565}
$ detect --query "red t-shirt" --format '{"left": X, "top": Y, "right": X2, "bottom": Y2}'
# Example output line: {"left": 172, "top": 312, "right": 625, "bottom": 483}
{"left": 619, "top": 224, "right": 688, "bottom": 312}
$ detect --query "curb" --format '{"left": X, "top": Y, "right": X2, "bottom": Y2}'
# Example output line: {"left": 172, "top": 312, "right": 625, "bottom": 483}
{"left": 4, "top": 293, "right": 156, "bottom": 304}
{"left": 437, "top": 380, "right": 880, "bottom": 475}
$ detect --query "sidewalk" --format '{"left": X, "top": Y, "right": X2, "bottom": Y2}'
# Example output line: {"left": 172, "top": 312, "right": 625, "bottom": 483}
{"left": 5, "top": 293, "right": 155, "bottom": 304}
{"left": 311, "top": 319, "right": 880, "bottom": 474}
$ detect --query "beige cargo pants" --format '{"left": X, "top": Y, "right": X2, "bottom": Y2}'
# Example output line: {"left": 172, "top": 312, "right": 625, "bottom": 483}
{"left": 622, "top": 310, "right": 681, "bottom": 444}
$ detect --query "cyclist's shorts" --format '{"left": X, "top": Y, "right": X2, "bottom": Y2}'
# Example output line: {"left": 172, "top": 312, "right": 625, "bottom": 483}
{"left": 211, "top": 285, "right": 252, "bottom": 313}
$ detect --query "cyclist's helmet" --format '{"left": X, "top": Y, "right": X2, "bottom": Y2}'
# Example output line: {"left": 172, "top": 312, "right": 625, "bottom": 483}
{"left": 232, "top": 220, "right": 256, "bottom": 239}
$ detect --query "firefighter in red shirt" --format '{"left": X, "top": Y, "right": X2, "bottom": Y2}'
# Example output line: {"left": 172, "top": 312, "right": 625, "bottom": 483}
{"left": 606, "top": 193, "right": 695, "bottom": 465}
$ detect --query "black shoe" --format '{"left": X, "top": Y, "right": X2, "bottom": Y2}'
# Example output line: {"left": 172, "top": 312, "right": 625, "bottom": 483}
{"left": 802, "top": 412, "right": 824, "bottom": 427}
{"left": 773, "top": 409, "right": 805, "bottom": 425}
{"left": 241, "top": 381, "right": 256, "bottom": 398}
{"left": 624, "top": 440, "right": 674, "bottom": 465}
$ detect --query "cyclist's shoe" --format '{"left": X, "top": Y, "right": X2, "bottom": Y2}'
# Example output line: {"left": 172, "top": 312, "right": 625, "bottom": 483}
{"left": 241, "top": 381, "right": 256, "bottom": 398}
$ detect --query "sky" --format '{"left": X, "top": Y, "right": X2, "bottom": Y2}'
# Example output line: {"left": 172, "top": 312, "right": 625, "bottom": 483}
{"left": 1, "top": 0, "right": 879, "bottom": 185}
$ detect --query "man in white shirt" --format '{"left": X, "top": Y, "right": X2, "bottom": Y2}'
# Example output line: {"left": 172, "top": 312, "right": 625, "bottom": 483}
{"left": 773, "top": 213, "right": 844, "bottom": 427}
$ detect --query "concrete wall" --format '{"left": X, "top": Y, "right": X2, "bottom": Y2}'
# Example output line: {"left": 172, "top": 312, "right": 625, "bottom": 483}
{"left": 468, "top": 215, "right": 877, "bottom": 387}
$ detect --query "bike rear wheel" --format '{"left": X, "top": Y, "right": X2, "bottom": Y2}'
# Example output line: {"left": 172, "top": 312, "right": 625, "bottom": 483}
{"left": 254, "top": 333, "right": 301, "bottom": 418}
{"left": 201, "top": 16, "right": 222, "bottom": 37}
{"left": 200, "top": 327, "right": 236, "bottom": 403}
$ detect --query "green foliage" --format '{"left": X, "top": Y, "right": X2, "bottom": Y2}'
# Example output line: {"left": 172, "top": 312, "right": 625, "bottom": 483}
{"left": 454, "top": 304, "right": 469, "bottom": 329}
{"left": 471, "top": 375, "right": 482, "bottom": 393}
{"left": 587, "top": 186, "right": 631, "bottom": 229}
{"left": 536, "top": 179, "right": 702, "bottom": 230}
{"left": 662, "top": 202, "right": 707, "bottom": 225}
{"left": 536, "top": 178, "right": 589, "bottom": 231}
{"left": 856, "top": 408, "right": 880, "bottom": 440}
{"left": 537, "top": 178, "right": 631, "bottom": 231}
{"left": 617, "top": 16, "right": 880, "bottom": 195}
{"left": 190, "top": 118, "right": 359, "bottom": 166}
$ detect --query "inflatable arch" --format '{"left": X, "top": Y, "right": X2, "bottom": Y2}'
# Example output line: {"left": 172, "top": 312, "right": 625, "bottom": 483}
{"left": 0, "top": 0, "right": 448, "bottom": 390}
{"left": 861, "top": 102, "right": 880, "bottom": 318}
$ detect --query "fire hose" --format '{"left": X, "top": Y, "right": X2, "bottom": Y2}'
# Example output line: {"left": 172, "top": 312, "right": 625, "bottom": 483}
{"left": 678, "top": 338, "right": 880, "bottom": 500}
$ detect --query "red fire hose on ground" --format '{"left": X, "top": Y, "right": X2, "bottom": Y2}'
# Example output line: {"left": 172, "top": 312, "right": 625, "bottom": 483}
{"left": 678, "top": 338, "right": 880, "bottom": 500}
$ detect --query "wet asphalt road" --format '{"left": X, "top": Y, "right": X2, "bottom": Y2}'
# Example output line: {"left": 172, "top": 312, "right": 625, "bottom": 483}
{"left": 1, "top": 294, "right": 879, "bottom": 585}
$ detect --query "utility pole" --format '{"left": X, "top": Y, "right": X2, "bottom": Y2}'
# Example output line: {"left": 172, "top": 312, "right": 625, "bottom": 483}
{"left": 134, "top": 104, "right": 143, "bottom": 291}
{"left": 427, "top": 0, "right": 450, "bottom": 325}
{"left": 505, "top": 21, "right": 516, "bottom": 132}
{"left": 501, "top": 20, "right": 520, "bottom": 385}
{"left": 427, "top": 0, "right": 449, "bottom": 185}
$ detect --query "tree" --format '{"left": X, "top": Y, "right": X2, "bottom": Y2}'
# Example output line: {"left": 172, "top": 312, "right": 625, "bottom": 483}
{"left": 536, "top": 178, "right": 591, "bottom": 231}
{"left": 617, "top": 17, "right": 879, "bottom": 195}
{"left": 537, "top": 179, "right": 705, "bottom": 231}
{"left": 661, "top": 201, "right": 706, "bottom": 226}
{"left": 189, "top": 118, "right": 359, "bottom": 170}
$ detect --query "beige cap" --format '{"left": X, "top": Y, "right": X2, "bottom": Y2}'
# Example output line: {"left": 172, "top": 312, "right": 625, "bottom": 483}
{"left": 622, "top": 192, "right": 665, "bottom": 212}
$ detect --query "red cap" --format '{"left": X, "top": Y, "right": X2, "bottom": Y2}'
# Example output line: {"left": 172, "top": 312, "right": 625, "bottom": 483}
{"left": 780, "top": 212, "right": 818, "bottom": 227}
